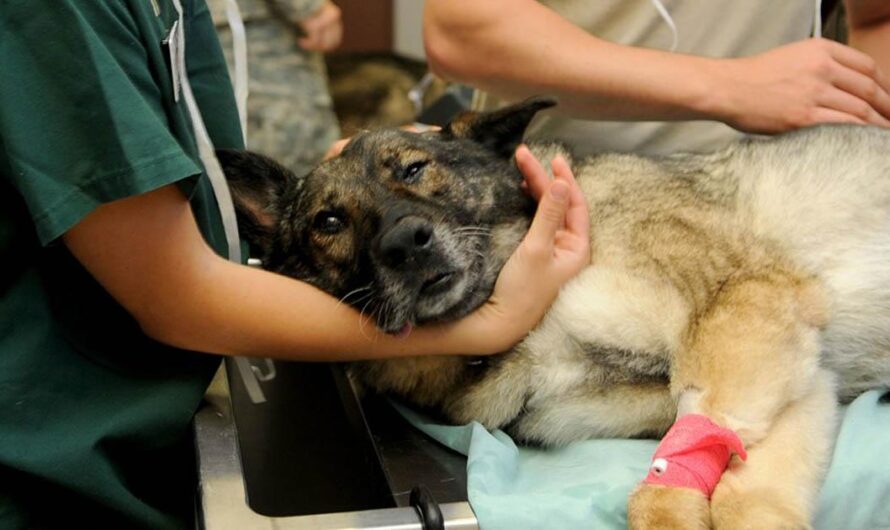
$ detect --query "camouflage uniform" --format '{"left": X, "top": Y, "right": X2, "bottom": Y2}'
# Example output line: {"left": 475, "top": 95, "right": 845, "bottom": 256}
{"left": 208, "top": 0, "right": 341, "bottom": 177}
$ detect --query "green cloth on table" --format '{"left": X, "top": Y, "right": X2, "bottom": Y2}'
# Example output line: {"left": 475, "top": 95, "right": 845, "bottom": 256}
{"left": 398, "top": 390, "right": 890, "bottom": 530}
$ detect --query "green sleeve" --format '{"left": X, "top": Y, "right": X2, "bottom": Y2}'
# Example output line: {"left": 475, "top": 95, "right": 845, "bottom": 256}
{"left": 186, "top": 0, "right": 245, "bottom": 150}
{"left": 0, "top": 0, "right": 201, "bottom": 244}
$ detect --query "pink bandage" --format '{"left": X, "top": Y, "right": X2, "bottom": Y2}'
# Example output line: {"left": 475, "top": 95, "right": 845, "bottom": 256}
{"left": 642, "top": 414, "right": 747, "bottom": 498}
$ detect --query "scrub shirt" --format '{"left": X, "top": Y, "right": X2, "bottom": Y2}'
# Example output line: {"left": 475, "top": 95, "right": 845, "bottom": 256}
{"left": 0, "top": 1, "right": 244, "bottom": 528}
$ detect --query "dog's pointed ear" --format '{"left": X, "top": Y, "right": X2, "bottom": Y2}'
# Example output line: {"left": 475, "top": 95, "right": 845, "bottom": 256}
{"left": 441, "top": 96, "right": 556, "bottom": 158}
{"left": 216, "top": 149, "right": 295, "bottom": 257}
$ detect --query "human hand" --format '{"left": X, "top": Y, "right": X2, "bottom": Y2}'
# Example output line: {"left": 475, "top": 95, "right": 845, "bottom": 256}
{"left": 323, "top": 137, "right": 350, "bottom": 160}
{"left": 714, "top": 38, "right": 890, "bottom": 133}
{"left": 298, "top": 1, "right": 342, "bottom": 52}
{"left": 468, "top": 146, "right": 591, "bottom": 354}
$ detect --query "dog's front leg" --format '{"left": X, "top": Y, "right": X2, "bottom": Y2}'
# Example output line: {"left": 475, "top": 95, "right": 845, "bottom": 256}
{"left": 628, "top": 271, "right": 833, "bottom": 530}
{"left": 709, "top": 368, "right": 836, "bottom": 530}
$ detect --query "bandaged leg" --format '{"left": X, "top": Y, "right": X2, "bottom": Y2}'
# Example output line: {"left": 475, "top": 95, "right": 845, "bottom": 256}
{"left": 642, "top": 413, "right": 747, "bottom": 498}
{"left": 628, "top": 272, "right": 829, "bottom": 530}
{"left": 710, "top": 369, "right": 837, "bottom": 530}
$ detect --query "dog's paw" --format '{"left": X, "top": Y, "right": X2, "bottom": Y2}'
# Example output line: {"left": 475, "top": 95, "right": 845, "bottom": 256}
{"left": 627, "top": 483, "right": 710, "bottom": 530}
{"left": 710, "top": 480, "right": 811, "bottom": 530}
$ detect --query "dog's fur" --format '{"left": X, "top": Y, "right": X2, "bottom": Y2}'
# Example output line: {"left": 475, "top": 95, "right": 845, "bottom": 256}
{"left": 220, "top": 98, "right": 890, "bottom": 529}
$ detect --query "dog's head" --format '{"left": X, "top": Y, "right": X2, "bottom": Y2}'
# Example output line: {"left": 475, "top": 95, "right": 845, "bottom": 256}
{"left": 220, "top": 97, "right": 556, "bottom": 333}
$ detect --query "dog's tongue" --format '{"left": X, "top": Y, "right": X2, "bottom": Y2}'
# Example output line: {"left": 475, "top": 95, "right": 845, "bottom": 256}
{"left": 394, "top": 323, "right": 413, "bottom": 338}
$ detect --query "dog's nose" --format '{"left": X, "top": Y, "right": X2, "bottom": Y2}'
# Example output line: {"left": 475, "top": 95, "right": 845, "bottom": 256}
{"left": 378, "top": 216, "right": 434, "bottom": 268}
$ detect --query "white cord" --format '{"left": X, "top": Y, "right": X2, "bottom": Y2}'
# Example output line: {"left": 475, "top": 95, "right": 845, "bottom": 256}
{"left": 649, "top": 0, "right": 678, "bottom": 52}
{"left": 648, "top": 0, "right": 821, "bottom": 52}
{"left": 169, "top": 0, "right": 242, "bottom": 265}
{"left": 813, "top": 0, "right": 823, "bottom": 38}
{"left": 170, "top": 0, "right": 270, "bottom": 404}
{"left": 223, "top": 0, "right": 249, "bottom": 144}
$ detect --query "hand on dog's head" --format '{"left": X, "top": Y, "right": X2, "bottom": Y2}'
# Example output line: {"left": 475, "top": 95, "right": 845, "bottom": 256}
{"left": 218, "top": 96, "right": 557, "bottom": 331}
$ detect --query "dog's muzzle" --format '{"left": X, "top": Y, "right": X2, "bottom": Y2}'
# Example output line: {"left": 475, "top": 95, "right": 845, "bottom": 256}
{"left": 377, "top": 215, "right": 436, "bottom": 270}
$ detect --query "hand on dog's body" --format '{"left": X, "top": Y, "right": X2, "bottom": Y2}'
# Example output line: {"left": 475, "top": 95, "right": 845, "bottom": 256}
{"left": 61, "top": 144, "right": 587, "bottom": 361}
{"left": 477, "top": 146, "right": 591, "bottom": 352}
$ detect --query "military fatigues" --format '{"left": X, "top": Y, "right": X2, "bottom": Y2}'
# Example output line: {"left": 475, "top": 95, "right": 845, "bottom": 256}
{"left": 0, "top": 0, "right": 242, "bottom": 528}
{"left": 208, "top": 0, "right": 341, "bottom": 177}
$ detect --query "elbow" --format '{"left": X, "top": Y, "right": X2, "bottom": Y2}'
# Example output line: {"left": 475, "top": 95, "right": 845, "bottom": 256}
{"left": 130, "top": 255, "right": 233, "bottom": 356}
{"left": 424, "top": 26, "right": 492, "bottom": 85}
{"left": 136, "top": 307, "right": 200, "bottom": 352}
{"left": 423, "top": 1, "right": 493, "bottom": 83}
{"left": 127, "top": 280, "right": 216, "bottom": 354}
{"left": 138, "top": 309, "right": 227, "bottom": 356}
{"left": 423, "top": 18, "right": 464, "bottom": 82}
{"left": 424, "top": 36, "right": 452, "bottom": 81}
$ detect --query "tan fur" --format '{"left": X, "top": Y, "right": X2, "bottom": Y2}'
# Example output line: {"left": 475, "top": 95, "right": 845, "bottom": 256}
{"left": 628, "top": 484, "right": 711, "bottom": 530}
{"left": 347, "top": 125, "right": 890, "bottom": 529}
{"left": 226, "top": 99, "right": 890, "bottom": 529}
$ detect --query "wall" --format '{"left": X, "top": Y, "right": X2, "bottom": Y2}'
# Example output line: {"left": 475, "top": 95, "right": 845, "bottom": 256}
{"left": 393, "top": 0, "right": 426, "bottom": 60}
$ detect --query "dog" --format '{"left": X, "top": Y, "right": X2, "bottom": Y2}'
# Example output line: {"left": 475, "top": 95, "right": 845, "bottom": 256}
{"left": 219, "top": 97, "right": 890, "bottom": 529}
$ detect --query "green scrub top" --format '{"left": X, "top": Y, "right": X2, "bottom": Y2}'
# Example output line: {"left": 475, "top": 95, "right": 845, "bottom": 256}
{"left": 0, "top": 1, "right": 244, "bottom": 528}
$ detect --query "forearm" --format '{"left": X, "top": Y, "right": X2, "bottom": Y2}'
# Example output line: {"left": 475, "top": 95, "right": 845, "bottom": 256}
{"left": 426, "top": 0, "right": 890, "bottom": 133}
{"left": 845, "top": 0, "right": 890, "bottom": 76}
{"left": 424, "top": 0, "right": 723, "bottom": 121}
{"left": 146, "top": 254, "right": 499, "bottom": 361}
{"left": 64, "top": 185, "right": 504, "bottom": 361}
{"left": 63, "top": 145, "right": 594, "bottom": 362}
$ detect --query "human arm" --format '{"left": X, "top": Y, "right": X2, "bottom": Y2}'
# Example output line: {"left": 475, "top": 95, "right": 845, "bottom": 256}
{"left": 846, "top": 0, "right": 890, "bottom": 76}
{"left": 62, "top": 152, "right": 588, "bottom": 362}
{"left": 424, "top": 0, "right": 890, "bottom": 133}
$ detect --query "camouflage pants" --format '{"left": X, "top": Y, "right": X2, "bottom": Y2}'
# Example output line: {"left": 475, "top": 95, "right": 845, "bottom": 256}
{"left": 216, "top": 20, "right": 341, "bottom": 177}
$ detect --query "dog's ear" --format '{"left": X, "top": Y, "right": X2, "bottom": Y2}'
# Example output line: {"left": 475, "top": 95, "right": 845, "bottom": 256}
{"left": 217, "top": 149, "right": 295, "bottom": 257}
{"left": 441, "top": 96, "right": 556, "bottom": 158}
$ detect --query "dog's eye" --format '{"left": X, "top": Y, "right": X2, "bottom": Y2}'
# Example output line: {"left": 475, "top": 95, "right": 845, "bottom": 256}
{"left": 312, "top": 211, "right": 347, "bottom": 234}
{"left": 399, "top": 161, "right": 428, "bottom": 184}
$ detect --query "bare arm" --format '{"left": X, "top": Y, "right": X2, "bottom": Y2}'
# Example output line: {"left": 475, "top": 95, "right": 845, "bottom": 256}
{"left": 846, "top": 0, "right": 890, "bottom": 76}
{"left": 424, "top": 0, "right": 718, "bottom": 121}
{"left": 424, "top": 0, "right": 890, "bottom": 132}
{"left": 62, "top": 154, "right": 588, "bottom": 362}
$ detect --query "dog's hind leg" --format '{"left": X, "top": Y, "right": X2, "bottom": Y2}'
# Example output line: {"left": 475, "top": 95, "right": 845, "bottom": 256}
{"left": 628, "top": 269, "right": 833, "bottom": 530}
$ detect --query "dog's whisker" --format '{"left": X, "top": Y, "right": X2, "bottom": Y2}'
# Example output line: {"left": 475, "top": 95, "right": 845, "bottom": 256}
{"left": 358, "top": 296, "right": 378, "bottom": 338}
{"left": 348, "top": 291, "right": 375, "bottom": 306}
{"left": 337, "top": 284, "right": 375, "bottom": 307}
{"left": 381, "top": 300, "right": 392, "bottom": 334}
{"left": 453, "top": 228, "right": 492, "bottom": 235}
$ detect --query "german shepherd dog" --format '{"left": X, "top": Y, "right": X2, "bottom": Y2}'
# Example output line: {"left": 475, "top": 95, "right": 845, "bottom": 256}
{"left": 219, "top": 98, "right": 890, "bottom": 529}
